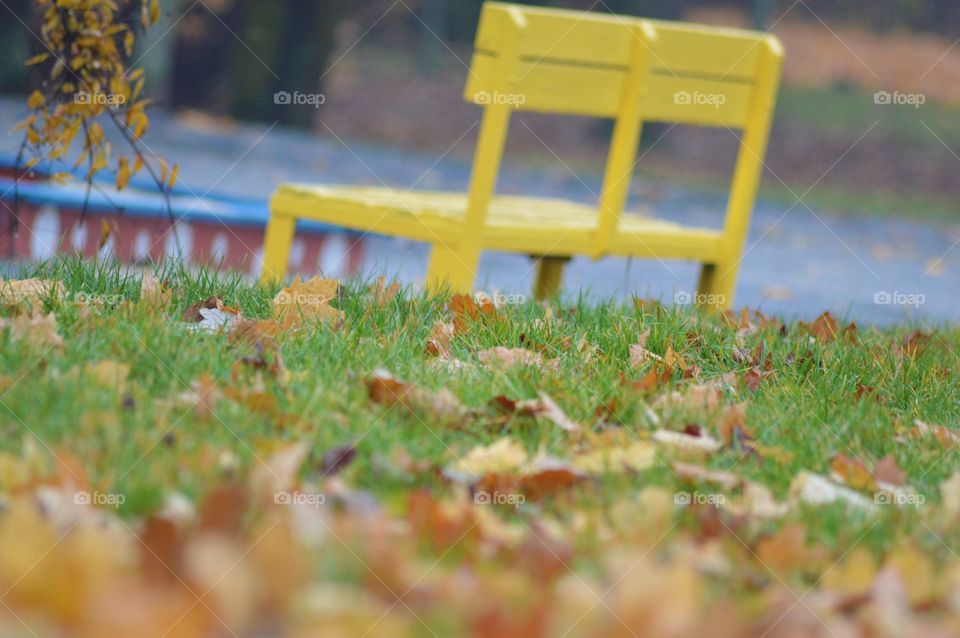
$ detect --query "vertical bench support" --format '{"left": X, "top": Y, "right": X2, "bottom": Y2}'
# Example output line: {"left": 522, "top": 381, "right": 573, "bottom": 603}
{"left": 591, "top": 21, "right": 657, "bottom": 260}
{"left": 261, "top": 196, "right": 296, "bottom": 283}
{"left": 697, "top": 37, "right": 783, "bottom": 310}
{"left": 425, "top": 7, "right": 527, "bottom": 294}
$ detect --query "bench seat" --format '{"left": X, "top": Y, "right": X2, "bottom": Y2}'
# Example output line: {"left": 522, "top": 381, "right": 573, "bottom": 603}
{"left": 273, "top": 184, "right": 724, "bottom": 261}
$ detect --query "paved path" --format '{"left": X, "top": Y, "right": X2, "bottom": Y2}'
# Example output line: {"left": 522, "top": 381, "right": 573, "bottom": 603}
{"left": 1, "top": 97, "right": 957, "bottom": 326}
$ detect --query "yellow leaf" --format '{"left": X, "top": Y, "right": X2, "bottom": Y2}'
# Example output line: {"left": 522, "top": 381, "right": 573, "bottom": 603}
{"left": 27, "top": 90, "right": 44, "bottom": 110}
{"left": 116, "top": 156, "right": 131, "bottom": 191}
{"left": 167, "top": 163, "right": 179, "bottom": 190}
{"left": 272, "top": 276, "right": 343, "bottom": 326}
{"left": 25, "top": 52, "right": 50, "bottom": 67}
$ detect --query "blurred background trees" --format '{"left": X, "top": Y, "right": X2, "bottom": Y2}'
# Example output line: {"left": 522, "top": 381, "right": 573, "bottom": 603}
{"left": 5, "top": 0, "right": 960, "bottom": 126}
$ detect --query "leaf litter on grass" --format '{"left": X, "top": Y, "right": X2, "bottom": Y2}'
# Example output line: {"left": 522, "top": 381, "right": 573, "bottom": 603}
{"left": 0, "top": 265, "right": 958, "bottom": 635}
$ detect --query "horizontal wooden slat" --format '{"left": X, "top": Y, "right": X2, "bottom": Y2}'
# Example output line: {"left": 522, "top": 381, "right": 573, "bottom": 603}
{"left": 475, "top": 2, "right": 765, "bottom": 80}
{"left": 465, "top": 53, "right": 754, "bottom": 126}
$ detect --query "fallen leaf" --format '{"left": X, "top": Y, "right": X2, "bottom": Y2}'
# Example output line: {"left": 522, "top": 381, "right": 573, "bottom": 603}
{"left": 367, "top": 370, "right": 468, "bottom": 426}
{"left": 477, "top": 347, "right": 552, "bottom": 370}
{"left": 671, "top": 462, "right": 741, "bottom": 490}
{"left": 140, "top": 273, "right": 172, "bottom": 308}
{"left": 873, "top": 455, "right": 905, "bottom": 486}
{"left": 909, "top": 419, "right": 960, "bottom": 448}
{"left": 572, "top": 441, "right": 656, "bottom": 474}
{"left": 512, "top": 393, "right": 581, "bottom": 433}
{"left": 789, "top": 471, "right": 875, "bottom": 511}
{"left": 273, "top": 276, "right": 343, "bottom": 326}
{"left": 369, "top": 276, "right": 401, "bottom": 306}
{"left": 84, "top": 360, "right": 130, "bottom": 390}
{"left": 450, "top": 293, "right": 498, "bottom": 334}
{"left": 249, "top": 441, "right": 310, "bottom": 503}
{"left": 830, "top": 454, "right": 875, "bottom": 491}
{"left": 808, "top": 311, "right": 838, "bottom": 343}
{"left": 425, "top": 320, "right": 454, "bottom": 358}
{"left": 653, "top": 429, "right": 722, "bottom": 454}
{"left": 317, "top": 444, "right": 357, "bottom": 477}
{"left": 443, "top": 437, "right": 529, "bottom": 483}
{"left": 183, "top": 307, "right": 238, "bottom": 333}
{"left": 1, "top": 311, "right": 63, "bottom": 350}
{"left": 0, "top": 278, "right": 63, "bottom": 307}
{"left": 629, "top": 328, "right": 662, "bottom": 366}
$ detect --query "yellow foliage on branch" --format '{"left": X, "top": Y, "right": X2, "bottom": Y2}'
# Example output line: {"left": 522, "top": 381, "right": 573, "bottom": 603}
{"left": 15, "top": 0, "right": 178, "bottom": 198}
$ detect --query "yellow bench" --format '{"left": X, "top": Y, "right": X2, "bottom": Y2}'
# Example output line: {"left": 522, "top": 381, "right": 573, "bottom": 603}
{"left": 261, "top": 2, "right": 783, "bottom": 309}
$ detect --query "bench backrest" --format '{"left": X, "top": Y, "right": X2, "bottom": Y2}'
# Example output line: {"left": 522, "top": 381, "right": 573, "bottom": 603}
{"left": 459, "top": 2, "right": 783, "bottom": 258}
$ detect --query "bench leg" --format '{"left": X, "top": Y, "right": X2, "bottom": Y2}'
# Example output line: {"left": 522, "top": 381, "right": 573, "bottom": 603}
{"left": 696, "top": 261, "right": 736, "bottom": 310}
{"left": 426, "top": 242, "right": 478, "bottom": 294}
{"left": 532, "top": 256, "right": 569, "bottom": 301}
{"left": 261, "top": 212, "right": 296, "bottom": 284}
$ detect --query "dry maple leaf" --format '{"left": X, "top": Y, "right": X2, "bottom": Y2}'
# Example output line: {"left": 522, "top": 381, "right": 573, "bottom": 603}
{"left": 140, "top": 273, "right": 172, "bottom": 308}
{"left": 807, "top": 311, "right": 839, "bottom": 342}
{"left": 443, "top": 437, "right": 529, "bottom": 483}
{"left": 273, "top": 276, "right": 343, "bottom": 326}
{"left": 513, "top": 393, "right": 581, "bottom": 433}
{"left": 425, "top": 320, "right": 455, "bottom": 358}
{"left": 908, "top": 419, "right": 960, "bottom": 448}
{"left": 0, "top": 311, "right": 63, "bottom": 350}
{"left": 653, "top": 428, "right": 723, "bottom": 455}
{"left": 449, "top": 293, "right": 497, "bottom": 334}
{"left": 789, "top": 471, "right": 875, "bottom": 511}
{"left": 367, "top": 370, "right": 467, "bottom": 426}
{"left": 0, "top": 277, "right": 63, "bottom": 307}
{"left": 829, "top": 453, "right": 876, "bottom": 491}
{"left": 873, "top": 455, "right": 905, "bottom": 486}
{"left": 369, "top": 276, "right": 401, "bottom": 306}
{"left": 571, "top": 441, "right": 657, "bottom": 474}
{"left": 629, "top": 327, "right": 663, "bottom": 367}
{"left": 476, "top": 347, "right": 552, "bottom": 370}
{"left": 84, "top": 360, "right": 130, "bottom": 390}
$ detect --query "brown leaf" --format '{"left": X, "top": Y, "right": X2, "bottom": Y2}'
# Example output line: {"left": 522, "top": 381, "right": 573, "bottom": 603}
{"left": 0, "top": 311, "right": 63, "bottom": 350}
{"left": 511, "top": 393, "right": 581, "bottom": 433}
{"left": 367, "top": 370, "right": 467, "bottom": 426}
{"left": 874, "top": 454, "right": 905, "bottom": 486}
{"left": 830, "top": 453, "right": 875, "bottom": 491}
{"left": 425, "top": 320, "right": 454, "bottom": 358}
{"left": 369, "top": 276, "right": 401, "bottom": 306}
{"left": 477, "top": 347, "right": 552, "bottom": 370}
{"left": 909, "top": 419, "right": 960, "bottom": 448}
{"left": 0, "top": 278, "right": 64, "bottom": 307}
{"left": 450, "top": 293, "right": 498, "bottom": 334}
{"left": 809, "top": 311, "right": 838, "bottom": 343}
{"left": 272, "top": 276, "right": 343, "bottom": 326}
{"left": 182, "top": 296, "right": 230, "bottom": 322}
{"left": 140, "top": 273, "right": 171, "bottom": 309}
{"left": 318, "top": 444, "right": 357, "bottom": 477}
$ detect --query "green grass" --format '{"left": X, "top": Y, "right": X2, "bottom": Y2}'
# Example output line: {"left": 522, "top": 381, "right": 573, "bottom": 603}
{"left": 2, "top": 257, "right": 960, "bottom": 634}
{"left": 5, "top": 258, "right": 958, "bottom": 543}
